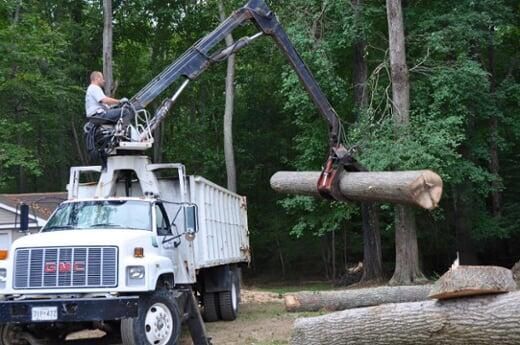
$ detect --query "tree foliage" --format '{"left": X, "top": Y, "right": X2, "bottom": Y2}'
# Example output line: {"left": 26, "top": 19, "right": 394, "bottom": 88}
{"left": 0, "top": 0, "right": 518, "bottom": 279}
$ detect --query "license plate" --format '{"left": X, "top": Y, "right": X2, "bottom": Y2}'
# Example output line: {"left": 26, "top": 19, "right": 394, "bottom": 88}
{"left": 31, "top": 306, "right": 58, "bottom": 321}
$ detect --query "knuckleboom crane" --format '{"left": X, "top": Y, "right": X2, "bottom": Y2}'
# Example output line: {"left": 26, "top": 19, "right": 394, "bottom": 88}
{"left": 86, "top": 0, "right": 360, "bottom": 201}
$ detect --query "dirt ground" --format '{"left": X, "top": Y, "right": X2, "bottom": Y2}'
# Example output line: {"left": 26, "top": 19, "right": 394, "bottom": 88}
{"left": 64, "top": 289, "right": 310, "bottom": 345}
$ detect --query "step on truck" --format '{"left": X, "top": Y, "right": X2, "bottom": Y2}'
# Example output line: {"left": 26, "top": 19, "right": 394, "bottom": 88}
{"left": 0, "top": 155, "right": 250, "bottom": 344}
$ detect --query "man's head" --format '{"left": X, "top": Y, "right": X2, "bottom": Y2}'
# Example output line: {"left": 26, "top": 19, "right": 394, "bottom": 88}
{"left": 90, "top": 71, "right": 105, "bottom": 87}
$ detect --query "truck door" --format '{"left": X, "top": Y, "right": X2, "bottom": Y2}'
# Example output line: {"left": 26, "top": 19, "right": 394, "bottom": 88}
{"left": 154, "top": 203, "right": 175, "bottom": 262}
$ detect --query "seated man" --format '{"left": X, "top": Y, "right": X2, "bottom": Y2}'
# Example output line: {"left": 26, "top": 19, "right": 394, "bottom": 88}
{"left": 85, "top": 71, "right": 131, "bottom": 123}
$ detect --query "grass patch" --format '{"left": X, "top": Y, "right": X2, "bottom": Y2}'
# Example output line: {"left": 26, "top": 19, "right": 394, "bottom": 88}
{"left": 254, "top": 281, "right": 335, "bottom": 295}
{"left": 237, "top": 302, "right": 286, "bottom": 321}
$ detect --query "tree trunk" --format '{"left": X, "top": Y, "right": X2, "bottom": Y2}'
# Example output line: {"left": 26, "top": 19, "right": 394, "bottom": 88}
{"left": 386, "top": 0, "right": 425, "bottom": 284}
{"left": 71, "top": 116, "right": 88, "bottom": 167}
{"left": 389, "top": 205, "right": 426, "bottom": 284}
{"left": 102, "top": 0, "right": 113, "bottom": 96}
{"left": 291, "top": 291, "right": 520, "bottom": 345}
{"left": 487, "top": 34, "right": 501, "bottom": 217}
{"left": 343, "top": 224, "right": 348, "bottom": 268}
{"left": 285, "top": 285, "right": 432, "bottom": 312}
{"left": 361, "top": 203, "right": 382, "bottom": 281}
{"left": 352, "top": 0, "right": 368, "bottom": 113}
{"left": 13, "top": 0, "right": 21, "bottom": 24}
{"left": 386, "top": 0, "right": 409, "bottom": 126}
{"left": 429, "top": 265, "right": 516, "bottom": 299}
{"left": 218, "top": 0, "right": 237, "bottom": 193}
{"left": 331, "top": 229, "right": 336, "bottom": 281}
{"left": 270, "top": 170, "right": 443, "bottom": 210}
{"left": 275, "top": 235, "right": 286, "bottom": 279}
{"left": 352, "top": 0, "right": 383, "bottom": 282}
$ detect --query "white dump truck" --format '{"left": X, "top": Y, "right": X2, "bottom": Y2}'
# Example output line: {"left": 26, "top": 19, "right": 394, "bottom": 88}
{"left": 0, "top": 155, "right": 249, "bottom": 344}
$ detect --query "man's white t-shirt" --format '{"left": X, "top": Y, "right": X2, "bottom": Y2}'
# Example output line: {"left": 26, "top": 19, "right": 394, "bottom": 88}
{"left": 85, "top": 84, "right": 107, "bottom": 116}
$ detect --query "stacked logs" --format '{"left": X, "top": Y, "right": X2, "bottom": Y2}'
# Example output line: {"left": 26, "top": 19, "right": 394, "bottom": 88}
{"left": 289, "top": 265, "right": 518, "bottom": 345}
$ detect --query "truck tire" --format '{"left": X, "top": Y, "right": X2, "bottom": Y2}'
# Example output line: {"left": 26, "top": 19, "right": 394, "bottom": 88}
{"left": 218, "top": 269, "right": 240, "bottom": 321}
{"left": 201, "top": 292, "right": 219, "bottom": 322}
{"left": 0, "top": 324, "right": 65, "bottom": 345}
{"left": 0, "top": 325, "right": 19, "bottom": 345}
{"left": 121, "top": 290, "right": 181, "bottom": 345}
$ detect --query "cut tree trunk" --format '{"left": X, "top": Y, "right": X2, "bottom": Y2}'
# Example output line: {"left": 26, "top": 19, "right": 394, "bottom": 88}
{"left": 270, "top": 170, "right": 442, "bottom": 210}
{"left": 429, "top": 265, "right": 516, "bottom": 299}
{"left": 285, "top": 285, "right": 432, "bottom": 312}
{"left": 291, "top": 291, "right": 520, "bottom": 345}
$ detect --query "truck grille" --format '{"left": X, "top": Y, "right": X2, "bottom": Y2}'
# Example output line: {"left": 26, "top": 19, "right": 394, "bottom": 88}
{"left": 14, "top": 247, "right": 118, "bottom": 289}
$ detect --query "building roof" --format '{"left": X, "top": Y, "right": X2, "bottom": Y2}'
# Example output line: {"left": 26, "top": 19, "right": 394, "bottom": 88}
{"left": 0, "top": 192, "right": 67, "bottom": 220}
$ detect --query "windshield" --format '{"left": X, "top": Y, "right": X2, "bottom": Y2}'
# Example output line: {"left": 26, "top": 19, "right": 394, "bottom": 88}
{"left": 43, "top": 200, "right": 152, "bottom": 232}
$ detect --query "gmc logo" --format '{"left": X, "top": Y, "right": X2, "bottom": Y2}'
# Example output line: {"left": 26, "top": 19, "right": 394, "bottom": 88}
{"left": 44, "top": 262, "right": 85, "bottom": 273}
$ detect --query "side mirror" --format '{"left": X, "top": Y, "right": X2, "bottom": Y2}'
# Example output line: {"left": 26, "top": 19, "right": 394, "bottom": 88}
{"left": 19, "top": 203, "right": 29, "bottom": 232}
{"left": 184, "top": 205, "right": 198, "bottom": 233}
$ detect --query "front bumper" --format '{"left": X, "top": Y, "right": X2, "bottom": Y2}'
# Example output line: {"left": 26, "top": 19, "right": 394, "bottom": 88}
{"left": 0, "top": 296, "right": 139, "bottom": 324}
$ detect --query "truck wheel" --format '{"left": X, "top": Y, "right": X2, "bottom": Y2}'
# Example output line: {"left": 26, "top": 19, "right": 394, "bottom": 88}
{"left": 0, "top": 325, "right": 20, "bottom": 345}
{"left": 218, "top": 270, "right": 240, "bottom": 321}
{"left": 121, "top": 290, "right": 181, "bottom": 345}
{"left": 201, "top": 292, "right": 219, "bottom": 322}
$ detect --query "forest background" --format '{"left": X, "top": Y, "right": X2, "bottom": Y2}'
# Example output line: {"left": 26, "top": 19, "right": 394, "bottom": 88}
{"left": 0, "top": 0, "right": 519, "bottom": 283}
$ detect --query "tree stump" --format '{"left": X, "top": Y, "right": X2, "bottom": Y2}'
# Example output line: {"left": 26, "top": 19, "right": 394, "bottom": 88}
{"left": 285, "top": 285, "right": 432, "bottom": 312}
{"left": 270, "top": 170, "right": 442, "bottom": 209}
{"left": 429, "top": 265, "right": 516, "bottom": 300}
{"left": 291, "top": 291, "right": 520, "bottom": 345}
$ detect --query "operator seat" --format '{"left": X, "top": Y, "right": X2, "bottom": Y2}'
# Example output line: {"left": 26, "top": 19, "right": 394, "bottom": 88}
{"left": 86, "top": 115, "right": 119, "bottom": 126}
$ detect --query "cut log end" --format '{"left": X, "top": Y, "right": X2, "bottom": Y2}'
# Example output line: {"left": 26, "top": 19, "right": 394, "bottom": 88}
{"left": 413, "top": 171, "right": 443, "bottom": 209}
{"left": 429, "top": 265, "right": 516, "bottom": 300}
{"left": 285, "top": 295, "right": 301, "bottom": 312}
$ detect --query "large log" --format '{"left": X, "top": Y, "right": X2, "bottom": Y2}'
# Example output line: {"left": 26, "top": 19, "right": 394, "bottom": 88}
{"left": 291, "top": 291, "right": 520, "bottom": 345}
{"left": 429, "top": 265, "right": 516, "bottom": 299}
{"left": 270, "top": 170, "right": 442, "bottom": 209}
{"left": 285, "top": 285, "right": 432, "bottom": 312}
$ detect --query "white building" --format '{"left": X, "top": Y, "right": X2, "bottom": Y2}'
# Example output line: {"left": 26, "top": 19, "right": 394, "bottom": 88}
{"left": 0, "top": 193, "right": 66, "bottom": 250}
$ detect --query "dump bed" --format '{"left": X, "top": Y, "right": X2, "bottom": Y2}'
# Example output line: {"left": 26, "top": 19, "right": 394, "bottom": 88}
{"left": 188, "top": 176, "right": 249, "bottom": 268}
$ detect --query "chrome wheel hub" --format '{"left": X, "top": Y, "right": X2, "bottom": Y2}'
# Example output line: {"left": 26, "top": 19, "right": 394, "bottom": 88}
{"left": 145, "top": 303, "right": 173, "bottom": 345}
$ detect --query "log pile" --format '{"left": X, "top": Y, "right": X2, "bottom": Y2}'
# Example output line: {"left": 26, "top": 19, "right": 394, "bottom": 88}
{"left": 290, "top": 265, "right": 519, "bottom": 345}
{"left": 291, "top": 291, "right": 520, "bottom": 345}
{"left": 270, "top": 170, "right": 442, "bottom": 209}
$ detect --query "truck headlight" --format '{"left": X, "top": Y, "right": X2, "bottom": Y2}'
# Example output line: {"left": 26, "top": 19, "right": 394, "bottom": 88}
{"left": 0, "top": 269, "right": 6, "bottom": 285}
{"left": 127, "top": 266, "right": 145, "bottom": 280}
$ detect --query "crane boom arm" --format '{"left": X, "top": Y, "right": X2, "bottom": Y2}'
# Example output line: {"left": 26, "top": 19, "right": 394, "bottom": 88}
{"left": 129, "top": 0, "right": 359, "bottom": 199}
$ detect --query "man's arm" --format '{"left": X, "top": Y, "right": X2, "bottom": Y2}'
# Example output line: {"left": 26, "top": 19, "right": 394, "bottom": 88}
{"left": 100, "top": 96, "right": 120, "bottom": 106}
{"left": 91, "top": 85, "right": 120, "bottom": 106}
